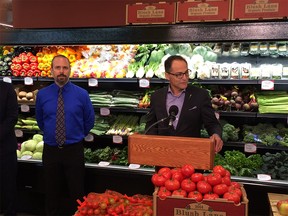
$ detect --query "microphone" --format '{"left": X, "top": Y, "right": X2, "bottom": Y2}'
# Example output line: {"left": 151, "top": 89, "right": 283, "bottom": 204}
{"left": 168, "top": 105, "right": 179, "bottom": 127}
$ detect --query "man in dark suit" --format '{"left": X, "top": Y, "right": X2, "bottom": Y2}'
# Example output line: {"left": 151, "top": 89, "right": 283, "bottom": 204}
{"left": 0, "top": 81, "right": 18, "bottom": 216}
{"left": 145, "top": 55, "right": 223, "bottom": 153}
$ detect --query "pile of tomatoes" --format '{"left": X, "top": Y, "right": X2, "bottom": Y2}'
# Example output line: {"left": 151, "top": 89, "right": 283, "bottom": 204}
{"left": 74, "top": 190, "right": 153, "bottom": 216}
{"left": 152, "top": 164, "right": 243, "bottom": 204}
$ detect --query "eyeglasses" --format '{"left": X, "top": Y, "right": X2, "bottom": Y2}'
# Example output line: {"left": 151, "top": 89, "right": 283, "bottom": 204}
{"left": 166, "top": 69, "right": 191, "bottom": 79}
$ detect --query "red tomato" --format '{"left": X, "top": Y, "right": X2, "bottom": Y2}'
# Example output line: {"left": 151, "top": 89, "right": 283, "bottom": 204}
{"left": 151, "top": 173, "right": 167, "bottom": 187}
{"left": 213, "top": 165, "right": 227, "bottom": 177}
{"left": 188, "top": 191, "right": 203, "bottom": 202}
{"left": 225, "top": 170, "right": 231, "bottom": 177}
{"left": 157, "top": 188, "right": 171, "bottom": 199}
{"left": 181, "top": 178, "right": 196, "bottom": 193}
{"left": 230, "top": 181, "right": 241, "bottom": 189}
{"left": 165, "top": 179, "right": 181, "bottom": 191}
{"left": 158, "top": 167, "right": 171, "bottom": 175}
{"left": 221, "top": 176, "right": 231, "bottom": 186}
{"left": 223, "top": 191, "right": 241, "bottom": 204}
{"left": 191, "top": 173, "right": 204, "bottom": 183}
{"left": 172, "top": 189, "right": 187, "bottom": 197}
{"left": 197, "top": 181, "right": 212, "bottom": 194}
{"left": 181, "top": 164, "right": 195, "bottom": 178}
{"left": 213, "top": 183, "right": 229, "bottom": 196}
{"left": 204, "top": 193, "right": 219, "bottom": 200}
{"left": 172, "top": 171, "right": 184, "bottom": 183}
{"left": 161, "top": 171, "right": 172, "bottom": 180}
{"left": 170, "top": 167, "right": 181, "bottom": 175}
{"left": 228, "top": 186, "right": 242, "bottom": 197}
{"left": 207, "top": 173, "right": 222, "bottom": 186}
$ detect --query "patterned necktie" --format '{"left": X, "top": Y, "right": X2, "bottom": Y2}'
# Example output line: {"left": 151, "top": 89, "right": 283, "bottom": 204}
{"left": 55, "top": 87, "right": 66, "bottom": 147}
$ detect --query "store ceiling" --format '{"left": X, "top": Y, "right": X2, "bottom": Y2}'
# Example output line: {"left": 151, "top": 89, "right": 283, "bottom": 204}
{"left": 0, "top": 0, "right": 13, "bottom": 28}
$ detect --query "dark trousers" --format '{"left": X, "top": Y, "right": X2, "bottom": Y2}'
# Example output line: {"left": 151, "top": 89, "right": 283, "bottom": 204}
{"left": 43, "top": 142, "right": 85, "bottom": 216}
{"left": 0, "top": 152, "right": 18, "bottom": 216}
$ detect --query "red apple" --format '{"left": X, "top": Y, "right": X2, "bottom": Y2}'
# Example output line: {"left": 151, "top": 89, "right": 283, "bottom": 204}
{"left": 277, "top": 199, "right": 288, "bottom": 215}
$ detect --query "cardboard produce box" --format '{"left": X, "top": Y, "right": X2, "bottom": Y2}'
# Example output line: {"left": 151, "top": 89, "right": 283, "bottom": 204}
{"left": 268, "top": 193, "right": 288, "bottom": 216}
{"left": 231, "top": 0, "right": 288, "bottom": 21}
{"left": 128, "top": 134, "right": 214, "bottom": 170}
{"left": 176, "top": 0, "right": 231, "bottom": 23}
{"left": 153, "top": 186, "right": 249, "bottom": 216}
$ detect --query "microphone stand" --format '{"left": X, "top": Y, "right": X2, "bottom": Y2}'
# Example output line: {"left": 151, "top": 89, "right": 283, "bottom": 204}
{"left": 144, "top": 116, "right": 170, "bottom": 135}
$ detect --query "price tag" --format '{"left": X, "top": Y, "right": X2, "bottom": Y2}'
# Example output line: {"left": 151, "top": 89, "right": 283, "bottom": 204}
{"left": 20, "top": 104, "right": 30, "bottom": 112}
{"left": 3, "top": 77, "right": 12, "bottom": 83}
{"left": 139, "top": 78, "right": 150, "bottom": 88}
{"left": 129, "top": 164, "right": 141, "bottom": 169}
{"left": 257, "top": 174, "right": 271, "bottom": 181}
{"left": 15, "top": 129, "right": 23, "bottom": 137}
{"left": 261, "top": 80, "right": 274, "bottom": 90}
{"left": 88, "top": 78, "right": 98, "bottom": 87}
{"left": 20, "top": 155, "right": 32, "bottom": 160}
{"left": 24, "top": 77, "right": 33, "bottom": 85}
{"left": 113, "top": 135, "right": 123, "bottom": 144}
{"left": 84, "top": 134, "right": 94, "bottom": 142}
{"left": 100, "top": 108, "right": 110, "bottom": 116}
{"left": 98, "top": 161, "right": 110, "bottom": 166}
{"left": 244, "top": 143, "right": 257, "bottom": 153}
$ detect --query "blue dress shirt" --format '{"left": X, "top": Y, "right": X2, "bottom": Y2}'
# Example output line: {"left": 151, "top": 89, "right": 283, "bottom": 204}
{"left": 36, "top": 81, "right": 95, "bottom": 146}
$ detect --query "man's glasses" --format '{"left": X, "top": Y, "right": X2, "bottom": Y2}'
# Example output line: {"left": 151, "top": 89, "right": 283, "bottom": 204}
{"left": 166, "top": 69, "right": 191, "bottom": 79}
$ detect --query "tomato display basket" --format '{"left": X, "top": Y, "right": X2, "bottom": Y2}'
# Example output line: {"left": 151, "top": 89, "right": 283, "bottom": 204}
{"left": 153, "top": 186, "right": 248, "bottom": 216}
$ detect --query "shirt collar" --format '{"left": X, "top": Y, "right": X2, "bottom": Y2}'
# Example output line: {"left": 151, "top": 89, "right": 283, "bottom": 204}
{"left": 168, "top": 86, "right": 186, "bottom": 97}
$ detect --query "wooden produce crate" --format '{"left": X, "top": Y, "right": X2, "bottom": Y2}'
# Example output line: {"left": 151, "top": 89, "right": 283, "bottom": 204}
{"left": 268, "top": 193, "right": 288, "bottom": 216}
{"left": 128, "top": 134, "right": 214, "bottom": 170}
{"left": 153, "top": 186, "right": 248, "bottom": 216}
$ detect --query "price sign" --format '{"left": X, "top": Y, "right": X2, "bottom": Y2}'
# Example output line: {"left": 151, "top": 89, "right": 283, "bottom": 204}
{"left": 129, "top": 164, "right": 140, "bottom": 169}
{"left": 24, "top": 77, "right": 33, "bottom": 85}
{"left": 244, "top": 143, "right": 257, "bottom": 153}
{"left": 98, "top": 161, "right": 110, "bottom": 166}
{"left": 15, "top": 129, "right": 24, "bottom": 137}
{"left": 20, "top": 104, "right": 30, "bottom": 112}
{"left": 139, "top": 78, "right": 150, "bottom": 88}
{"left": 100, "top": 108, "right": 110, "bottom": 116}
{"left": 3, "top": 77, "right": 12, "bottom": 83}
{"left": 88, "top": 78, "right": 98, "bottom": 87}
{"left": 113, "top": 135, "right": 123, "bottom": 144}
{"left": 84, "top": 134, "right": 94, "bottom": 142}
{"left": 261, "top": 80, "right": 274, "bottom": 90}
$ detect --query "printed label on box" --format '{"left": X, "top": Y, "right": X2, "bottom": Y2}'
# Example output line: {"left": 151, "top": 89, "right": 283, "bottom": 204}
{"left": 232, "top": 0, "right": 288, "bottom": 20}
{"left": 174, "top": 203, "right": 226, "bottom": 216}
{"left": 126, "top": 2, "right": 176, "bottom": 24}
{"left": 177, "top": 0, "right": 231, "bottom": 22}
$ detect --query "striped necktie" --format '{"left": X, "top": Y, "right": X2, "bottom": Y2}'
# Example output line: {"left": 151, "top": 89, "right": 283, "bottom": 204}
{"left": 55, "top": 87, "right": 66, "bottom": 147}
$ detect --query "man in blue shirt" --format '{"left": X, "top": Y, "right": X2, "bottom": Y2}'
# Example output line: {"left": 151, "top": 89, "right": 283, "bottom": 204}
{"left": 36, "top": 55, "right": 95, "bottom": 216}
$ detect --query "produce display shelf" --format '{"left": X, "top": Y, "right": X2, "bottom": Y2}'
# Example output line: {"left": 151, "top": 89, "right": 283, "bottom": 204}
{"left": 1, "top": 21, "right": 288, "bottom": 45}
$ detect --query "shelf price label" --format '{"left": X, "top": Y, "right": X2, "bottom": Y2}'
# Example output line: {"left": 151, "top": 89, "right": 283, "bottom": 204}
{"left": 88, "top": 78, "right": 98, "bottom": 87}
{"left": 113, "top": 135, "right": 123, "bottom": 144}
{"left": 100, "top": 108, "right": 110, "bottom": 116}
{"left": 261, "top": 80, "right": 274, "bottom": 90}
{"left": 139, "top": 78, "right": 150, "bottom": 88}
{"left": 129, "top": 164, "right": 141, "bottom": 169}
{"left": 3, "top": 77, "right": 12, "bottom": 83}
{"left": 244, "top": 143, "right": 257, "bottom": 153}
{"left": 15, "top": 129, "right": 24, "bottom": 137}
{"left": 24, "top": 77, "right": 34, "bottom": 85}
{"left": 20, "top": 104, "right": 30, "bottom": 113}
{"left": 84, "top": 133, "right": 94, "bottom": 142}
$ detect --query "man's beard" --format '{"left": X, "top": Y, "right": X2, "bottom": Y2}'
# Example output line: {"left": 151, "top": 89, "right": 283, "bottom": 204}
{"left": 57, "top": 75, "right": 67, "bottom": 85}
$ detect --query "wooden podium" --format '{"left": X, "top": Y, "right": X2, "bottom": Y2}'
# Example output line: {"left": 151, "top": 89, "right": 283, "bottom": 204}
{"left": 128, "top": 134, "right": 214, "bottom": 170}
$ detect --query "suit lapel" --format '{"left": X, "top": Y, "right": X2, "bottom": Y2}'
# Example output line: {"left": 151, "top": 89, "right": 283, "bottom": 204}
{"left": 177, "top": 87, "right": 193, "bottom": 129}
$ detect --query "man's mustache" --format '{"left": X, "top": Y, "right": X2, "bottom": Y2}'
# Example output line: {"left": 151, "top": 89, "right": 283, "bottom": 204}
{"left": 58, "top": 74, "right": 67, "bottom": 78}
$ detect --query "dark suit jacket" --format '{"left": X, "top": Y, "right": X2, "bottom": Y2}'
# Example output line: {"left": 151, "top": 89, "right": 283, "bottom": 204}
{"left": 0, "top": 81, "right": 18, "bottom": 155}
{"left": 145, "top": 85, "right": 222, "bottom": 137}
